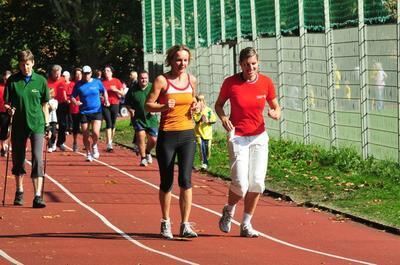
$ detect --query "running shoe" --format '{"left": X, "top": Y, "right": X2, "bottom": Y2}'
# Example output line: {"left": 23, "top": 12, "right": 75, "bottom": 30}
{"left": 106, "top": 143, "right": 113, "bottom": 152}
{"left": 179, "top": 222, "right": 198, "bottom": 238}
{"left": 13, "top": 191, "right": 24, "bottom": 206}
{"left": 0, "top": 148, "right": 5, "bottom": 157}
{"left": 86, "top": 153, "right": 94, "bottom": 162}
{"left": 219, "top": 205, "right": 233, "bottom": 233}
{"left": 146, "top": 154, "right": 153, "bottom": 164}
{"left": 140, "top": 158, "right": 148, "bottom": 167}
{"left": 240, "top": 223, "right": 259, "bottom": 238}
{"left": 92, "top": 144, "right": 100, "bottom": 159}
{"left": 160, "top": 219, "right": 173, "bottom": 239}
{"left": 201, "top": 163, "right": 208, "bottom": 170}
{"left": 32, "top": 196, "right": 46, "bottom": 208}
{"left": 51, "top": 144, "right": 57, "bottom": 152}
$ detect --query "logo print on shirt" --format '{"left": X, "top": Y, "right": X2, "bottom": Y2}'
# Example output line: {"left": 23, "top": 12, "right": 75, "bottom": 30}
{"left": 256, "top": 95, "right": 266, "bottom": 99}
{"left": 32, "top": 89, "right": 39, "bottom": 93}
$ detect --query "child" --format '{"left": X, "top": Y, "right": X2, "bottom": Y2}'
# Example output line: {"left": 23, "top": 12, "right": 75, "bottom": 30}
{"left": 193, "top": 94, "right": 217, "bottom": 170}
{"left": 47, "top": 88, "right": 58, "bottom": 152}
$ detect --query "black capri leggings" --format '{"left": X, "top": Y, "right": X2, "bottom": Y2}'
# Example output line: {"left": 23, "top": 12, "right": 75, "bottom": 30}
{"left": 156, "top": 129, "right": 196, "bottom": 192}
{"left": 102, "top": 104, "right": 120, "bottom": 129}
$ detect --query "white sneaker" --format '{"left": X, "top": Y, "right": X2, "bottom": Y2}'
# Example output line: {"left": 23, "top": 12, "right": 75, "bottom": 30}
{"left": 201, "top": 163, "right": 208, "bottom": 170}
{"left": 140, "top": 158, "right": 148, "bottom": 167}
{"left": 219, "top": 205, "right": 233, "bottom": 233}
{"left": 86, "top": 153, "right": 94, "bottom": 162}
{"left": 47, "top": 147, "right": 53, "bottom": 153}
{"left": 180, "top": 222, "right": 198, "bottom": 238}
{"left": 146, "top": 154, "right": 153, "bottom": 164}
{"left": 51, "top": 144, "right": 57, "bottom": 152}
{"left": 59, "top": 144, "right": 66, "bottom": 151}
{"left": 160, "top": 219, "right": 173, "bottom": 239}
{"left": 240, "top": 223, "right": 259, "bottom": 238}
{"left": 106, "top": 143, "right": 113, "bottom": 152}
{"left": 92, "top": 144, "right": 99, "bottom": 159}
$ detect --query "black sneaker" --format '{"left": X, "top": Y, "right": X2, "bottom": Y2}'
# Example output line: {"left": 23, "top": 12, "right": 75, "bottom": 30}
{"left": 0, "top": 148, "right": 5, "bottom": 157}
{"left": 13, "top": 191, "right": 24, "bottom": 206}
{"left": 32, "top": 196, "right": 46, "bottom": 208}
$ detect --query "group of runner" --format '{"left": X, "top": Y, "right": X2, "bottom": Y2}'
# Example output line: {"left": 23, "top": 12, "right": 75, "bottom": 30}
{"left": 1, "top": 45, "right": 281, "bottom": 240}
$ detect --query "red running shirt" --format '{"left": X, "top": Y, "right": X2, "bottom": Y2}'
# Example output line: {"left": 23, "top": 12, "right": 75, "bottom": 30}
{"left": 217, "top": 73, "right": 276, "bottom": 136}
{"left": 102, "top": 78, "right": 123, "bottom": 105}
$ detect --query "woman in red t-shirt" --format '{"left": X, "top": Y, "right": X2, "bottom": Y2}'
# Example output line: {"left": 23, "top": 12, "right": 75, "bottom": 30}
{"left": 215, "top": 47, "right": 281, "bottom": 238}
{"left": 102, "top": 65, "right": 124, "bottom": 152}
{"left": 0, "top": 70, "right": 12, "bottom": 156}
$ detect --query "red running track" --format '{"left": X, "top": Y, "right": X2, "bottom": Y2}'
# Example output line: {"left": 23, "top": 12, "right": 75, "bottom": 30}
{"left": 0, "top": 136, "right": 400, "bottom": 265}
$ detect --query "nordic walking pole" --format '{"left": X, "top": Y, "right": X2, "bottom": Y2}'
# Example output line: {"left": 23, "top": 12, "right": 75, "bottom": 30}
{"left": 2, "top": 108, "right": 14, "bottom": 206}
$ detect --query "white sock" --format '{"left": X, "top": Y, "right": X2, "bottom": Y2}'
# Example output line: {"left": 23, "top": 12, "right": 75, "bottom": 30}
{"left": 226, "top": 204, "right": 236, "bottom": 216}
{"left": 17, "top": 187, "right": 23, "bottom": 193}
{"left": 242, "top": 213, "right": 253, "bottom": 226}
{"left": 35, "top": 191, "right": 41, "bottom": 197}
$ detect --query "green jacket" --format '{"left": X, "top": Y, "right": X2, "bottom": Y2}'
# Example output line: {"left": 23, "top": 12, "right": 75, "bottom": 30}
{"left": 5, "top": 71, "right": 49, "bottom": 133}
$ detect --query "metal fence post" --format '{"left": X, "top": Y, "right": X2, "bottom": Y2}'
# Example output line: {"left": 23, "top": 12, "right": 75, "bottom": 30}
{"left": 397, "top": 0, "right": 400, "bottom": 163}
{"left": 358, "top": 0, "right": 369, "bottom": 159}
{"left": 324, "top": 0, "right": 337, "bottom": 148}
{"left": 275, "top": 0, "right": 285, "bottom": 139}
{"left": 299, "top": 0, "right": 311, "bottom": 145}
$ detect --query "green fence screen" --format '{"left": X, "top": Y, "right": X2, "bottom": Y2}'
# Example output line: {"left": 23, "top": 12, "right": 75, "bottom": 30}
{"left": 184, "top": 0, "right": 195, "bottom": 48}
{"left": 165, "top": 0, "right": 172, "bottom": 48}
{"left": 330, "top": 0, "right": 358, "bottom": 28}
{"left": 145, "top": 0, "right": 152, "bottom": 52}
{"left": 280, "top": 0, "right": 299, "bottom": 33}
{"left": 154, "top": 0, "right": 163, "bottom": 52}
{"left": 174, "top": 0, "right": 182, "bottom": 45}
{"left": 197, "top": 0, "right": 208, "bottom": 47}
{"left": 364, "top": 0, "right": 395, "bottom": 24}
{"left": 210, "top": 0, "right": 221, "bottom": 44}
{"left": 240, "top": 0, "right": 252, "bottom": 38}
{"left": 255, "top": 0, "right": 275, "bottom": 36}
{"left": 224, "top": 0, "right": 237, "bottom": 40}
{"left": 304, "top": 0, "right": 324, "bottom": 31}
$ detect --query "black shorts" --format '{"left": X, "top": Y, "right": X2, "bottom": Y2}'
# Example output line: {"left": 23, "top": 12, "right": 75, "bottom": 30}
{"left": 80, "top": 112, "right": 102, "bottom": 124}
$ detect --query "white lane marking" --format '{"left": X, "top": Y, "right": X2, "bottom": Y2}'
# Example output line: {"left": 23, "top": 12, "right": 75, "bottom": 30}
{"left": 74, "top": 149, "right": 377, "bottom": 265}
{"left": 26, "top": 160, "right": 198, "bottom": 265}
{"left": 0, "top": 250, "right": 24, "bottom": 265}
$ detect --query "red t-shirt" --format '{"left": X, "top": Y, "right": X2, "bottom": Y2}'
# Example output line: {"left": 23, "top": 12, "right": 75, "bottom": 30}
{"left": 217, "top": 73, "right": 276, "bottom": 136}
{"left": 102, "top": 78, "right": 123, "bottom": 105}
{"left": 0, "top": 83, "right": 6, "bottom": 112}
{"left": 47, "top": 78, "right": 65, "bottom": 102}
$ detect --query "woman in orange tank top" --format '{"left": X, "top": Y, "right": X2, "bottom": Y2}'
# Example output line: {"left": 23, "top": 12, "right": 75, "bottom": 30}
{"left": 146, "top": 45, "right": 198, "bottom": 239}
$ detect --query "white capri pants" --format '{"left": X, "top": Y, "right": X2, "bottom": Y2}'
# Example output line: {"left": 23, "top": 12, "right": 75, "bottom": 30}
{"left": 228, "top": 131, "right": 269, "bottom": 197}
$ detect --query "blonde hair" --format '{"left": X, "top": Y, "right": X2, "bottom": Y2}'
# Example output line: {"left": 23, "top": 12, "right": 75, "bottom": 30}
{"left": 165, "top": 45, "right": 191, "bottom": 67}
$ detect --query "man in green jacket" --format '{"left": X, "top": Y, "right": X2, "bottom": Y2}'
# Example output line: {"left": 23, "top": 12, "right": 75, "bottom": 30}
{"left": 4, "top": 49, "right": 51, "bottom": 208}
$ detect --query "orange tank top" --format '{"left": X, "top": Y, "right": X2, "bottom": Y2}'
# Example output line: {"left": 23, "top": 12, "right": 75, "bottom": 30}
{"left": 159, "top": 75, "right": 194, "bottom": 131}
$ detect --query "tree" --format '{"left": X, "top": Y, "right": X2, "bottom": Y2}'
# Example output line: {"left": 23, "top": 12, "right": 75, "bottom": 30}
{"left": 0, "top": 0, "right": 71, "bottom": 73}
{"left": 49, "top": 0, "right": 143, "bottom": 79}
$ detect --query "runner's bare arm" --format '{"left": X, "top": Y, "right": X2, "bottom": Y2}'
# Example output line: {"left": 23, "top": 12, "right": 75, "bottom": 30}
{"left": 145, "top": 75, "right": 170, "bottom": 112}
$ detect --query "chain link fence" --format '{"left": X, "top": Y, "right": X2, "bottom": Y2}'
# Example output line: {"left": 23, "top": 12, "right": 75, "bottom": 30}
{"left": 141, "top": 0, "right": 400, "bottom": 162}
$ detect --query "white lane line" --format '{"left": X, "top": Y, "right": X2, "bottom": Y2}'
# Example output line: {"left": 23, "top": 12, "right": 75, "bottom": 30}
{"left": 77, "top": 149, "right": 377, "bottom": 265}
{"left": 26, "top": 160, "right": 198, "bottom": 265}
{"left": 0, "top": 250, "right": 24, "bottom": 265}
